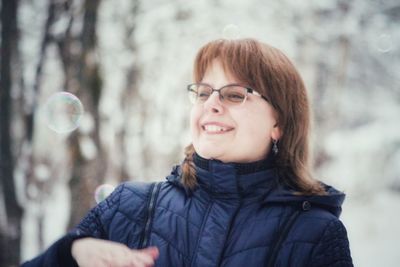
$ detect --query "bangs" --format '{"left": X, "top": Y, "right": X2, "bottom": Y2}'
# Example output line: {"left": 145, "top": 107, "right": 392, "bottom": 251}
{"left": 193, "top": 39, "right": 264, "bottom": 87}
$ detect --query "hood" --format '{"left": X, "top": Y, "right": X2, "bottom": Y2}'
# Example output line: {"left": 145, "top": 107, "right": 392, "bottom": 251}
{"left": 262, "top": 183, "right": 345, "bottom": 217}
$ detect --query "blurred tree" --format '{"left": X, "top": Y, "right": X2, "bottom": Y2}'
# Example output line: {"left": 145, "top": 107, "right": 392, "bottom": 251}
{"left": 27, "top": 0, "right": 60, "bottom": 250}
{"left": 16, "top": 0, "right": 106, "bottom": 247}
{"left": 115, "top": 0, "right": 141, "bottom": 182}
{"left": 0, "top": 0, "right": 24, "bottom": 266}
{"left": 51, "top": 0, "right": 106, "bottom": 229}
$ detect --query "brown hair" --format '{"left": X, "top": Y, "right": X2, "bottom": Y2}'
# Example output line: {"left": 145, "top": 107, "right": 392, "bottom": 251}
{"left": 182, "top": 38, "right": 325, "bottom": 195}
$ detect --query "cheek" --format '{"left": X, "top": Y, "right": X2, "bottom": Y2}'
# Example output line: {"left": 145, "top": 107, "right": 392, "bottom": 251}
{"left": 241, "top": 120, "right": 267, "bottom": 141}
{"left": 190, "top": 107, "right": 200, "bottom": 136}
{"left": 239, "top": 120, "right": 271, "bottom": 154}
{"left": 239, "top": 109, "right": 273, "bottom": 140}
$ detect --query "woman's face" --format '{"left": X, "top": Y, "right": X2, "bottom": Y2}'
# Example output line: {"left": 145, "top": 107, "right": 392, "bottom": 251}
{"left": 190, "top": 60, "right": 281, "bottom": 163}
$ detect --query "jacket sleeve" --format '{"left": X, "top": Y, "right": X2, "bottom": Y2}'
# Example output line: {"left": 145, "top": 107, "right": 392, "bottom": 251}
{"left": 20, "top": 233, "right": 85, "bottom": 267}
{"left": 74, "top": 183, "right": 125, "bottom": 238}
{"left": 20, "top": 183, "right": 126, "bottom": 267}
{"left": 310, "top": 219, "right": 353, "bottom": 267}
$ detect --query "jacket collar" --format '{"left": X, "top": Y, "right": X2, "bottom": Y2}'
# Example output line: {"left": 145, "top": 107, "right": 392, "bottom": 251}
{"left": 192, "top": 153, "right": 276, "bottom": 175}
{"left": 166, "top": 154, "right": 346, "bottom": 217}
{"left": 168, "top": 153, "right": 279, "bottom": 199}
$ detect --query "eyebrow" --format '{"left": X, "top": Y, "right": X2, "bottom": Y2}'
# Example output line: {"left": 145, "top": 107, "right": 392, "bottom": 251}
{"left": 197, "top": 82, "right": 248, "bottom": 88}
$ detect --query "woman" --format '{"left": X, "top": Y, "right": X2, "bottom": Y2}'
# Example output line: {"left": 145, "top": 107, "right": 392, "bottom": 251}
{"left": 22, "top": 38, "right": 353, "bottom": 267}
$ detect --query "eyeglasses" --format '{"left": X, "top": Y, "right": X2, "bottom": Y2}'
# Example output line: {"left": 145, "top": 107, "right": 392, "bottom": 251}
{"left": 187, "top": 83, "right": 268, "bottom": 106}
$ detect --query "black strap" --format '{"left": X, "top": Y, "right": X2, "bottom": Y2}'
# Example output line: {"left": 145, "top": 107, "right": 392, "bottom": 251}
{"left": 265, "top": 209, "right": 301, "bottom": 267}
{"left": 138, "top": 181, "right": 162, "bottom": 248}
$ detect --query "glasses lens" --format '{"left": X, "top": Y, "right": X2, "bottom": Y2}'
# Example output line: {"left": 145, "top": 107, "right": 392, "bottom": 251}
{"left": 188, "top": 86, "right": 197, "bottom": 104}
{"left": 197, "top": 84, "right": 212, "bottom": 101}
{"left": 221, "top": 86, "right": 247, "bottom": 104}
{"left": 188, "top": 84, "right": 212, "bottom": 103}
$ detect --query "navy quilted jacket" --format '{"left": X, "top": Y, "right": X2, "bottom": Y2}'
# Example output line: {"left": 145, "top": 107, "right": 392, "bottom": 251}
{"left": 22, "top": 154, "right": 353, "bottom": 266}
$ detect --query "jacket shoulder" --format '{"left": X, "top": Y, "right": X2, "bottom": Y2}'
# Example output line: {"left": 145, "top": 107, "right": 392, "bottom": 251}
{"left": 76, "top": 181, "right": 155, "bottom": 237}
{"left": 112, "top": 181, "right": 156, "bottom": 223}
{"left": 309, "top": 218, "right": 353, "bottom": 266}
{"left": 280, "top": 208, "right": 352, "bottom": 267}
{"left": 284, "top": 205, "right": 343, "bottom": 245}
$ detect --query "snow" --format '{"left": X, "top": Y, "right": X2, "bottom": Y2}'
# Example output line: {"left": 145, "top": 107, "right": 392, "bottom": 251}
{"left": 342, "top": 191, "right": 400, "bottom": 267}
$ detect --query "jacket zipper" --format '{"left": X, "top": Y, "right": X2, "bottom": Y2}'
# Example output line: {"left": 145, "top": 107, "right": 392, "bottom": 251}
{"left": 217, "top": 199, "right": 242, "bottom": 266}
{"left": 139, "top": 182, "right": 161, "bottom": 248}
{"left": 266, "top": 209, "right": 301, "bottom": 267}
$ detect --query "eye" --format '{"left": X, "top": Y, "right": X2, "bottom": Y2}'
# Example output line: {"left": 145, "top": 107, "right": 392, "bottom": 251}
{"left": 198, "top": 92, "right": 211, "bottom": 97}
{"left": 223, "top": 86, "right": 246, "bottom": 102}
{"left": 226, "top": 93, "right": 245, "bottom": 100}
{"left": 197, "top": 86, "right": 211, "bottom": 100}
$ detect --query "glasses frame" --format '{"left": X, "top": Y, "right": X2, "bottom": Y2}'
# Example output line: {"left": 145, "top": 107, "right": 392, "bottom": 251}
{"left": 187, "top": 82, "right": 269, "bottom": 106}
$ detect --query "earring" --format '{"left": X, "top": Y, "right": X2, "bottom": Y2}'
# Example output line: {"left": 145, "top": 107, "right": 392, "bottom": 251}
{"left": 272, "top": 139, "right": 278, "bottom": 155}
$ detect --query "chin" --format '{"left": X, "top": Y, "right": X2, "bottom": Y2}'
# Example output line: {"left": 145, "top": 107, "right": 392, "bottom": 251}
{"left": 202, "top": 152, "right": 238, "bottom": 164}
{"left": 198, "top": 151, "right": 219, "bottom": 160}
{"left": 196, "top": 147, "right": 225, "bottom": 160}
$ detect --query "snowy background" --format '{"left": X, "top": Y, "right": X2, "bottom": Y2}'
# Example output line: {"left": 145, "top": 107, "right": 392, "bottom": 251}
{"left": 2, "top": 0, "right": 399, "bottom": 265}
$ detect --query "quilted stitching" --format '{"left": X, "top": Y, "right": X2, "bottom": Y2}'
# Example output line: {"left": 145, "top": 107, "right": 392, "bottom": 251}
{"left": 310, "top": 220, "right": 353, "bottom": 267}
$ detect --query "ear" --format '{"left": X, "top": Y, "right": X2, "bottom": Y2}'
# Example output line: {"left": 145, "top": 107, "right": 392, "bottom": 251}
{"left": 270, "top": 123, "right": 282, "bottom": 141}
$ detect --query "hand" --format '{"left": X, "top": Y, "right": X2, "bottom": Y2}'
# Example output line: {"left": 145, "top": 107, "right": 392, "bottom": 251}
{"left": 71, "top": 237, "right": 159, "bottom": 267}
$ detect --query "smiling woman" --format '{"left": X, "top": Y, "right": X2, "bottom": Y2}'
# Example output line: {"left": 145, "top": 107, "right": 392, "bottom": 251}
{"left": 183, "top": 39, "right": 326, "bottom": 196}
{"left": 189, "top": 59, "right": 279, "bottom": 163}
{"left": 22, "top": 38, "right": 353, "bottom": 267}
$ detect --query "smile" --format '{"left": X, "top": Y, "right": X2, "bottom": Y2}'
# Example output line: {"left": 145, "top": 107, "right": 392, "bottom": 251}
{"left": 201, "top": 123, "right": 234, "bottom": 134}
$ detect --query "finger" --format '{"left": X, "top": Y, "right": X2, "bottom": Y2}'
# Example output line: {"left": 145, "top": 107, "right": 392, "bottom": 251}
{"left": 140, "top": 247, "right": 159, "bottom": 259}
{"left": 128, "top": 257, "right": 147, "bottom": 267}
{"left": 106, "top": 249, "right": 136, "bottom": 267}
{"left": 129, "top": 252, "right": 155, "bottom": 267}
{"left": 132, "top": 250, "right": 158, "bottom": 265}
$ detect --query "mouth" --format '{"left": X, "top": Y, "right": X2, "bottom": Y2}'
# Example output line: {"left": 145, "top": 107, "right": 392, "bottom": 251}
{"left": 201, "top": 123, "right": 234, "bottom": 134}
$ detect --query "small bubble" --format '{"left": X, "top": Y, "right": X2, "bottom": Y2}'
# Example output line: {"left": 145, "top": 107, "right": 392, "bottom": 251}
{"left": 222, "top": 24, "right": 240, "bottom": 40}
{"left": 94, "top": 184, "right": 115, "bottom": 204}
{"left": 44, "top": 92, "right": 84, "bottom": 134}
{"left": 375, "top": 34, "right": 393, "bottom": 53}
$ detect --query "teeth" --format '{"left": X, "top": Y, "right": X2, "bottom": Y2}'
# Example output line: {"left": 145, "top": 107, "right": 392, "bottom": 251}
{"left": 204, "top": 125, "right": 228, "bottom": 132}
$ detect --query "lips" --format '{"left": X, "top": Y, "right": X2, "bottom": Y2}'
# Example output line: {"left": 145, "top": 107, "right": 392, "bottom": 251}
{"left": 201, "top": 122, "right": 234, "bottom": 134}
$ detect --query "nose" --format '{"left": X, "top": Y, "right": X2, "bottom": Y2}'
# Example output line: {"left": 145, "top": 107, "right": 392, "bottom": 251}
{"left": 203, "top": 91, "right": 224, "bottom": 113}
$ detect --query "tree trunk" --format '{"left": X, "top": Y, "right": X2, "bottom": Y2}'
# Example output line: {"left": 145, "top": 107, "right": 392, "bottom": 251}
{"left": 0, "top": 0, "right": 24, "bottom": 266}
{"left": 53, "top": 0, "right": 106, "bottom": 229}
{"left": 117, "top": 0, "right": 140, "bottom": 182}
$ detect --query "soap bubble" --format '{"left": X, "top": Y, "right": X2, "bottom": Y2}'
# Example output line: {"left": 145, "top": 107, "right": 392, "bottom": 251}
{"left": 94, "top": 184, "right": 115, "bottom": 204}
{"left": 222, "top": 24, "right": 240, "bottom": 40}
{"left": 44, "top": 92, "right": 84, "bottom": 134}
{"left": 375, "top": 34, "right": 393, "bottom": 53}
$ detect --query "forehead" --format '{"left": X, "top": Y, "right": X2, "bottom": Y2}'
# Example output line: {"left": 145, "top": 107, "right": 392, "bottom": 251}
{"left": 201, "top": 60, "right": 239, "bottom": 85}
